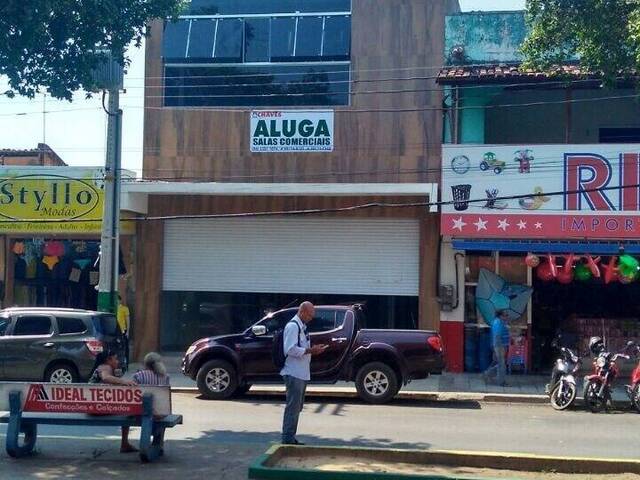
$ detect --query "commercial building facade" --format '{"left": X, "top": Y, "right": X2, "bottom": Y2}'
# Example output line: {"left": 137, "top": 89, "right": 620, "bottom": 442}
{"left": 133, "top": 0, "right": 459, "bottom": 358}
{"left": 437, "top": 11, "right": 640, "bottom": 373}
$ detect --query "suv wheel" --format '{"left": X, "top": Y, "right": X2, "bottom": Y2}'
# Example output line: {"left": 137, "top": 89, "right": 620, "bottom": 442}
{"left": 45, "top": 363, "right": 79, "bottom": 384}
{"left": 196, "top": 360, "right": 238, "bottom": 400}
{"left": 355, "top": 362, "right": 399, "bottom": 404}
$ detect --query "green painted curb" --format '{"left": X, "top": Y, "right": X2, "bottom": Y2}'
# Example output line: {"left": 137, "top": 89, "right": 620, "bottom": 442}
{"left": 248, "top": 446, "right": 520, "bottom": 480}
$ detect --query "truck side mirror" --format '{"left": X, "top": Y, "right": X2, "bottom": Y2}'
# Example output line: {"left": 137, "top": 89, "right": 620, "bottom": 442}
{"left": 252, "top": 325, "right": 267, "bottom": 336}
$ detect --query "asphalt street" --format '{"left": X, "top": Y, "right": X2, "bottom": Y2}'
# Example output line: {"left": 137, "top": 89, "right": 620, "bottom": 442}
{"left": 1, "top": 393, "right": 639, "bottom": 479}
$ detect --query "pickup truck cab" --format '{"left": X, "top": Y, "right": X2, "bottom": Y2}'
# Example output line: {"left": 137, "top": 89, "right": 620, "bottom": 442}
{"left": 182, "top": 305, "right": 444, "bottom": 404}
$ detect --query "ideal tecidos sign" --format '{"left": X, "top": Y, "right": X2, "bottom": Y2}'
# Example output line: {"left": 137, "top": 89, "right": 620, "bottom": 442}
{"left": 250, "top": 110, "right": 334, "bottom": 153}
{"left": 441, "top": 144, "right": 640, "bottom": 239}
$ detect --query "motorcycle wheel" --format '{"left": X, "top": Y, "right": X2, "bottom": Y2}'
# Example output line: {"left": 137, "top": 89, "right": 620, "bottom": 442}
{"left": 550, "top": 382, "right": 577, "bottom": 411}
{"left": 584, "top": 381, "right": 607, "bottom": 413}
{"left": 632, "top": 384, "right": 640, "bottom": 413}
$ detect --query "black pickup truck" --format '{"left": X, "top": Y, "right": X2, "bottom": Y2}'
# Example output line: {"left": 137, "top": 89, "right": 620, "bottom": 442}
{"left": 182, "top": 305, "right": 445, "bottom": 404}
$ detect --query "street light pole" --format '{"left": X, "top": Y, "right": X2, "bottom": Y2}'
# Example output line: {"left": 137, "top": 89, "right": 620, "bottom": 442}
{"left": 97, "top": 88, "right": 123, "bottom": 314}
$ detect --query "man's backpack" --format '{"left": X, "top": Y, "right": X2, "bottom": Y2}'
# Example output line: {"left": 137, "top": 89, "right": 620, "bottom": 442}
{"left": 272, "top": 321, "right": 301, "bottom": 369}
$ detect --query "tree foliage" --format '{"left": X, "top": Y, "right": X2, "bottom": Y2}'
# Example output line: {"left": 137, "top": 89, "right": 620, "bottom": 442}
{"left": 522, "top": 0, "right": 640, "bottom": 80}
{"left": 0, "top": 0, "right": 186, "bottom": 100}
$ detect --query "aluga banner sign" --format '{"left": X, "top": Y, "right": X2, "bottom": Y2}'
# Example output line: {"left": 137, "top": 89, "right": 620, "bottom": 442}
{"left": 441, "top": 144, "right": 640, "bottom": 239}
{"left": 250, "top": 110, "right": 334, "bottom": 152}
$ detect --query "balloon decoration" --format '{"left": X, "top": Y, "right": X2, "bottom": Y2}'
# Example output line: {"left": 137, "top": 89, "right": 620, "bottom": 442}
{"left": 620, "top": 272, "right": 635, "bottom": 284}
{"left": 556, "top": 254, "right": 576, "bottom": 284}
{"left": 618, "top": 255, "right": 639, "bottom": 278}
{"left": 584, "top": 255, "right": 601, "bottom": 278}
{"left": 574, "top": 263, "right": 592, "bottom": 282}
{"left": 547, "top": 254, "right": 558, "bottom": 277}
{"left": 525, "top": 253, "right": 540, "bottom": 268}
{"left": 601, "top": 256, "right": 619, "bottom": 285}
{"left": 536, "top": 260, "right": 556, "bottom": 282}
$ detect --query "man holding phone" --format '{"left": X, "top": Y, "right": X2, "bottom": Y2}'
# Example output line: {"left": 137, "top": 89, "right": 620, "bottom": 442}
{"left": 281, "top": 301, "right": 328, "bottom": 445}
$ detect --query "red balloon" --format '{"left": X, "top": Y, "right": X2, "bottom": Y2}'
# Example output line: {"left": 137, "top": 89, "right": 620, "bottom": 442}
{"left": 556, "top": 253, "right": 576, "bottom": 284}
{"left": 601, "top": 256, "right": 619, "bottom": 285}
{"left": 525, "top": 254, "right": 540, "bottom": 268}
{"left": 536, "top": 261, "right": 555, "bottom": 282}
{"left": 584, "top": 254, "right": 601, "bottom": 278}
{"left": 547, "top": 253, "right": 558, "bottom": 277}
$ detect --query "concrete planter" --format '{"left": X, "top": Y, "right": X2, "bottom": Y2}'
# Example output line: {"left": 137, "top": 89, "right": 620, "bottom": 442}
{"left": 249, "top": 445, "right": 640, "bottom": 480}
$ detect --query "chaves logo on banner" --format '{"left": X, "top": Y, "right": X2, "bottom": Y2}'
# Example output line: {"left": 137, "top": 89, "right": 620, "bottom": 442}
{"left": 0, "top": 167, "right": 134, "bottom": 234}
{"left": 250, "top": 110, "right": 334, "bottom": 152}
{"left": 24, "top": 383, "right": 144, "bottom": 415}
{"left": 442, "top": 144, "right": 640, "bottom": 239}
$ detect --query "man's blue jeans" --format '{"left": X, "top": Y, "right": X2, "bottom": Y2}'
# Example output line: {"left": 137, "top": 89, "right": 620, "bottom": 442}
{"left": 282, "top": 375, "right": 307, "bottom": 443}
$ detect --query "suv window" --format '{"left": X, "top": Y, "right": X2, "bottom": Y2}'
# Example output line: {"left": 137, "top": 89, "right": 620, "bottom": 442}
{"left": 308, "top": 309, "right": 346, "bottom": 333}
{"left": 57, "top": 316, "right": 87, "bottom": 335}
{"left": 92, "top": 315, "right": 119, "bottom": 336}
{"left": 13, "top": 316, "right": 53, "bottom": 336}
{"left": 0, "top": 316, "right": 9, "bottom": 336}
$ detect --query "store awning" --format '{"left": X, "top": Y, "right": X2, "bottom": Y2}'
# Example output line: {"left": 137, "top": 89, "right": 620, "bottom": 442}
{"left": 451, "top": 239, "right": 640, "bottom": 254}
{"left": 121, "top": 182, "right": 439, "bottom": 214}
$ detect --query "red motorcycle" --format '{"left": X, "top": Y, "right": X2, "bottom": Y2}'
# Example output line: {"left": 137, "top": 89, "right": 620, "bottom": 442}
{"left": 583, "top": 337, "right": 632, "bottom": 413}
{"left": 625, "top": 342, "right": 640, "bottom": 412}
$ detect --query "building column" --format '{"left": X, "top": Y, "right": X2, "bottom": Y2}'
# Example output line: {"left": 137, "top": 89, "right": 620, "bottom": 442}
{"left": 419, "top": 215, "right": 440, "bottom": 331}
{"left": 133, "top": 219, "right": 164, "bottom": 361}
{"left": 439, "top": 241, "right": 465, "bottom": 373}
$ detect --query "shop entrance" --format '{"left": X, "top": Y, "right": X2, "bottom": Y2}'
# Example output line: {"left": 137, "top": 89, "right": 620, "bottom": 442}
{"left": 531, "top": 268, "right": 640, "bottom": 372}
{"left": 11, "top": 238, "right": 101, "bottom": 310}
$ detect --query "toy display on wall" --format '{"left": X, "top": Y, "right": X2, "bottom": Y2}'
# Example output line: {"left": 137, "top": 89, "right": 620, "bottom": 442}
{"left": 529, "top": 253, "right": 640, "bottom": 285}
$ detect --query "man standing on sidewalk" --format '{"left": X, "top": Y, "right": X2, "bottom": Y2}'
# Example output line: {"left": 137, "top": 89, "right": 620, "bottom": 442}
{"left": 483, "top": 309, "right": 510, "bottom": 386}
{"left": 281, "top": 301, "right": 328, "bottom": 445}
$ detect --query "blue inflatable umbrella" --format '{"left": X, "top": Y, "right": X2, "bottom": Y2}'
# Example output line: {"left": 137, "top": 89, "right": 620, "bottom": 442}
{"left": 475, "top": 268, "right": 532, "bottom": 325}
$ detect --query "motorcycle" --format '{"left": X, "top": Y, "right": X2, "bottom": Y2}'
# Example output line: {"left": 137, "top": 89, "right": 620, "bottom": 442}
{"left": 624, "top": 342, "right": 640, "bottom": 412}
{"left": 545, "top": 346, "right": 581, "bottom": 411}
{"left": 583, "top": 345, "right": 631, "bottom": 413}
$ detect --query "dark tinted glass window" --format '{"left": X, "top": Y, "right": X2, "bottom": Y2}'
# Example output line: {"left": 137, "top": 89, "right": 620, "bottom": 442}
{"left": 271, "top": 17, "right": 296, "bottom": 60}
{"left": 0, "top": 316, "right": 8, "bottom": 336}
{"left": 323, "top": 16, "right": 350, "bottom": 59}
{"left": 600, "top": 127, "right": 640, "bottom": 143}
{"left": 57, "top": 317, "right": 87, "bottom": 335}
{"left": 163, "top": 20, "right": 191, "bottom": 60}
{"left": 308, "top": 310, "right": 346, "bottom": 333}
{"left": 295, "top": 17, "right": 323, "bottom": 60}
{"left": 165, "top": 64, "right": 349, "bottom": 107}
{"left": 93, "top": 315, "right": 119, "bottom": 337}
{"left": 261, "top": 311, "right": 295, "bottom": 334}
{"left": 188, "top": 0, "right": 351, "bottom": 15}
{"left": 13, "top": 316, "right": 52, "bottom": 336}
{"left": 214, "top": 18, "right": 243, "bottom": 62}
{"left": 187, "top": 19, "right": 216, "bottom": 59}
{"left": 244, "top": 18, "right": 270, "bottom": 62}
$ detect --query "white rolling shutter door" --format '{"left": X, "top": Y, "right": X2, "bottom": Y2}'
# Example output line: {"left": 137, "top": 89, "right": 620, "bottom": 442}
{"left": 163, "top": 217, "right": 419, "bottom": 296}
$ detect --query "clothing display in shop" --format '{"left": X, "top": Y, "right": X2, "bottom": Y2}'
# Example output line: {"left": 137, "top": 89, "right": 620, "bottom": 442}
{"left": 12, "top": 241, "right": 24, "bottom": 256}
{"left": 11, "top": 238, "right": 108, "bottom": 310}
{"left": 42, "top": 255, "right": 60, "bottom": 271}
{"left": 44, "top": 241, "right": 65, "bottom": 257}
{"left": 69, "top": 268, "right": 81, "bottom": 283}
{"left": 74, "top": 259, "right": 92, "bottom": 270}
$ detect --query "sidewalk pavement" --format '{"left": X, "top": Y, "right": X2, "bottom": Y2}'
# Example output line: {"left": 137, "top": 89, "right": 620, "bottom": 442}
{"left": 128, "top": 354, "right": 629, "bottom": 403}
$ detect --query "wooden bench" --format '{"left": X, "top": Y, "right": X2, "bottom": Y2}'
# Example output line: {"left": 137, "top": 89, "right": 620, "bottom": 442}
{"left": 0, "top": 382, "right": 182, "bottom": 463}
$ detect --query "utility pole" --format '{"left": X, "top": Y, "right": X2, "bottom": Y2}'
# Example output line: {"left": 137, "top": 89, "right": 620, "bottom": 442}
{"left": 93, "top": 51, "right": 124, "bottom": 314}
{"left": 97, "top": 88, "right": 123, "bottom": 313}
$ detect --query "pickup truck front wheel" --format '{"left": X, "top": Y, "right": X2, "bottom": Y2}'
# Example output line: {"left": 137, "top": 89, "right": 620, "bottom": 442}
{"left": 355, "top": 362, "right": 399, "bottom": 404}
{"left": 196, "top": 359, "right": 238, "bottom": 400}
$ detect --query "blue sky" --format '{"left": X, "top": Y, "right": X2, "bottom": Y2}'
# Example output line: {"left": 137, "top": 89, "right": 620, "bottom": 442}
{"left": 0, "top": 0, "right": 527, "bottom": 174}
